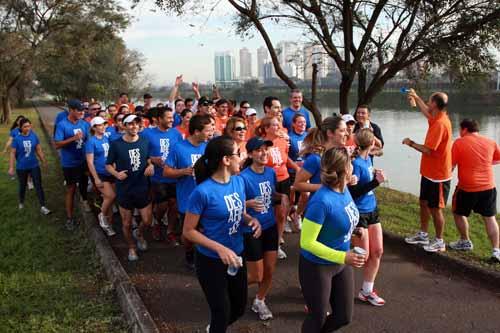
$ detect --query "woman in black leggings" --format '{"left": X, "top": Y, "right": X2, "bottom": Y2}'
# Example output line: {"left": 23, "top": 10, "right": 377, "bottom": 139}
{"left": 183, "top": 136, "right": 261, "bottom": 333}
{"left": 299, "top": 147, "right": 366, "bottom": 332}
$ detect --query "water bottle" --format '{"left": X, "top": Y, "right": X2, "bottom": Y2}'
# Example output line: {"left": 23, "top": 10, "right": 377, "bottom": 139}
{"left": 401, "top": 87, "right": 416, "bottom": 107}
{"left": 254, "top": 195, "right": 266, "bottom": 214}
{"left": 227, "top": 256, "right": 243, "bottom": 276}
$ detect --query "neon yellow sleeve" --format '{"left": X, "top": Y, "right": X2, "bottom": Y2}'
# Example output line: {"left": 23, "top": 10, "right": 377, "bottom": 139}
{"left": 300, "top": 218, "right": 346, "bottom": 264}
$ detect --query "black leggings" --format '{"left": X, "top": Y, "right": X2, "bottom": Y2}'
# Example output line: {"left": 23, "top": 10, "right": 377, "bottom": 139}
{"left": 195, "top": 251, "right": 247, "bottom": 333}
{"left": 17, "top": 167, "right": 45, "bottom": 206}
{"left": 299, "top": 255, "right": 354, "bottom": 333}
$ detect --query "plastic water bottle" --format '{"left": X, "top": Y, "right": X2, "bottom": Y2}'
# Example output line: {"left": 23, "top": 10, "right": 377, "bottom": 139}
{"left": 227, "top": 256, "right": 243, "bottom": 276}
{"left": 401, "top": 87, "right": 416, "bottom": 107}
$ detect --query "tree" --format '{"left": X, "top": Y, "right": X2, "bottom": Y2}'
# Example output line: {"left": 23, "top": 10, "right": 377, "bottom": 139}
{"left": 142, "top": 0, "right": 500, "bottom": 121}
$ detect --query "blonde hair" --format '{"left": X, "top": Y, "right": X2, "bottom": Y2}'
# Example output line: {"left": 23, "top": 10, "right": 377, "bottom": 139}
{"left": 355, "top": 128, "right": 374, "bottom": 150}
{"left": 320, "top": 147, "right": 350, "bottom": 188}
{"left": 255, "top": 116, "right": 277, "bottom": 137}
{"left": 223, "top": 117, "right": 246, "bottom": 136}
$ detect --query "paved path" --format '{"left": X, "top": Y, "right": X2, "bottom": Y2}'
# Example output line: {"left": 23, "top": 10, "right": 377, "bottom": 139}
{"left": 38, "top": 105, "right": 500, "bottom": 333}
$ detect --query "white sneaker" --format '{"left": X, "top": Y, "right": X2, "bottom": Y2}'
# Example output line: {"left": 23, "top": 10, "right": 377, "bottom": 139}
{"left": 162, "top": 215, "right": 169, "bottom": 226}
{"left": 405, "top": 231, "right": 430, "bottom": 245}
{"left": 278, "top": 246, "right": 287, "bottom": 260}
{"left": 133, "top": 229, "right": 148, "bottom": 251}
{"left": 28, "top": 179, "right": 34, "bottom": 190}
{"left": 491, "top": 249, "right": 500, "bottom": 263}
{"left": 19, "top": 203, "right": 24, "bottom": 210}
{"left": 81, "top": 200, "right": 92, "bottom": 213}
{"left": 284, "top": 220, "right": 293, "bottom": 233}
{"left": 292, "top": 216, "right": 302, "bottom": 232}
{"left": 128, "top": 248, "right": 139, "bottom": 261}
{"left": 251, "top": 297, "right": 273, "bottom": 320}
{"left": 423, "top": 238, "right": 446, "bottom": 253}
{"left": 98, "top": 213, "right": 116, "bottom": 236}
{"left": 40, "top": 206, "right": 51, "bottom": 215}
{"left": 449, "top": 239, "right": 473, "bottom": 251}
{"left": 206, "top": 324, "right": 210, "bottom": 333}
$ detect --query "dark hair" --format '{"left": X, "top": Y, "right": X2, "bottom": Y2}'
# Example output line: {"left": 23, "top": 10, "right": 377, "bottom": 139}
{"left": 460, "top": 118, "right": 479, "bottom": 133}
{"left": 240, "top": 100, "right": 249, "bottom": 108}
{"left": 189, "top": 114, "right": 212, "bottom": 135}
{"left": 262, "top": 96, "right": 279, "bottom": 112}
{"left": 144, "top": 93, "right": 152, "bottom": 99}
{"left": 119, "top": 92, "right": 128, "bottom": 98}
{"left": 11, "top": 115, "right": 25, "bottom": 131}
{"left": 301, "top": 116, "right": 344, "bottom": 156}
{"left": 174, "top": 98, "right": 184, "bottom": 107}
{"left": 96, "top": 110, "right": 107, "bottom": 118}
{"left": 156, "top": 103, "right": 164, "bottom": 108}
{"left": 147, "top": 107, "right": 158, "bottom": 120}
{"left": 357, "top": 104, "right": 371, "bottom": 113}
{"left": 181, "top": 108, "right": 193, "bottom": 118}
{"left": 19, "top": 118, "right": 31, "bottom": 128}
{"left": 114, "top": 112, "right": 125, "bottom": 122}
{"left": 431, "top": 93, "right": 447, "bottom": 110}
{"left": 230, "top": 99, "right": 237, "bottom": 107}
{"left": 107, "top": 104, "right": 117, "bottom": 110}
{"left": 292, "top": 113, "right": 306, "bottom": 123}
{"left": 157, "top": 106, "right": 173, "bottom": 119}
{"left": 185, "top": 98, "right": 194, "bottom": 105}
{"left": 118, "top": 105, "right": 129, "bottom": 113}
{"left": 193, "top": 135, "right": 235, "bottom": 184}
{"left": 215, "top": 98, "right": 229, "bottom": 107}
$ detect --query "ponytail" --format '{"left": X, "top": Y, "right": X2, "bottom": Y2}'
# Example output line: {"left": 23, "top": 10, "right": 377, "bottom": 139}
{"left": 193, "top": 135, "right": 235, "bottom": 184}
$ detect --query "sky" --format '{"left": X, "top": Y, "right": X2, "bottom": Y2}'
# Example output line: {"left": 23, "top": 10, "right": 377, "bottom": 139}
{"left": 119, "top": 0, "right": 297, "bottom": 85}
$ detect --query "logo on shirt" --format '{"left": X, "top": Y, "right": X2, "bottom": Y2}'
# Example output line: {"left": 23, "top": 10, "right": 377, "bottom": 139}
{"left": 102, "top": 143, "right": 109, "bottom": 157}
{"left": 368, "top": 166, "right": 374, "bottom": 196}
{"left": 258, "top": 181, "right": 272, "bottom": 213}
{"left": 73, "top": 129, "right": 84, "bottom": 149}
{"left": 191, "top": 154, "right": 202, "bottom": 166}
{"left": 270, "top": 147, "right": 283, "bottom": 165}
{"left": 344, "top": 201, "right": 359, "bottom": 242}
{"left": 23, "top": 140, "right": 32, "bottom": 157}
{"left": 128, "top": 148, "right": 141, "bottom": 172}
{"left": 224, "top": 192, "right": 244, "bottom": 235}
{"left": 297, "top": 140, "right": 303, "bottom": 153}
{"left": 160, "top": 138, "right": 170, "bottom": 161}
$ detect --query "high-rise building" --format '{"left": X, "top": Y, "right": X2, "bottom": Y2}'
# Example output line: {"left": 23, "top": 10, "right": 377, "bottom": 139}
{"left": 257, "top": 46, "right": 269, "bottom": 81}
{"left": 214, "top": 51, "right": 236, "bottom": 86}
{"left": 276, "top": 41, "right": 302, "bottom": 79}
{"left": 239, "top": 47, "right": 252, "bottom": 80}
{"left": 303, "top": 43, "right": 330, "bottom": 80}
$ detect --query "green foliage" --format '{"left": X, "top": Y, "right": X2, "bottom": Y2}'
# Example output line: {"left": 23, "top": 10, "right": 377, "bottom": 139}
{"left": 0, "top": 107, "right": 126, "bottom": 332}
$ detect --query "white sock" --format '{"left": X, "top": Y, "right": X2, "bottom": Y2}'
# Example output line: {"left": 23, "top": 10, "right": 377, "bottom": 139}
{"left": 493, "top": 248, "right": 500, "bottom": 253}
{"left": 420, "top": 231, "right": 428, "bottom": 236}
{"left": 436, "top": 238, "right": 444, "bottom": 243}
{"left": 362, "top": 281, "right": 374, "bottom": 294}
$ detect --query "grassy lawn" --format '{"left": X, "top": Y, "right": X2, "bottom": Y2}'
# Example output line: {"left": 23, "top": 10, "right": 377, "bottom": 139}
{"left": 378, "top": 186, "right": 500, "bottom": 272}
{"left": 0, "top": 108, "right": 126, "bottom": 332}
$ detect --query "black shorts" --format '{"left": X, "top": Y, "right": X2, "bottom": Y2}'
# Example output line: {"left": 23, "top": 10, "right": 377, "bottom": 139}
{"left": 244, "top": 224, "right": 279, "bottom": 261}
{"left": 356, "top": 209, "right": 380, "bottom": 228}
{"left": 274, "top": 178, "right": 291, "bottom": 205}
{"left": 151, "top": 182, "right": 177, "bottom": 203}
{"left": 117, "top": 191, "right": 151, "bottom": 211}
{"left": 97, "top": 173, "right": 115, "bottom": 183}
{"left": 419, "top": 177, "right": 450, "bottom": 209}
{"left": 452, "top": 187, "right": 497, "bottom": 217}
{"left": 63, "top": 165, "right": 87, "bottom": 185}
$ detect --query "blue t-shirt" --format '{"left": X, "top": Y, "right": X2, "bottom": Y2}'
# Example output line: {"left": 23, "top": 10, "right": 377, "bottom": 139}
{"left": 54, "top": 117, "right": 90, "bottom": 167}
{"left": 352, "top": 155, "right": 377, "bottom": 213}
{"left": 106, "top": 136, "right": 150, "bottom": 196}
{"left": 282, "top": 106, "right": 311, "bottom": 132}
{"left": 107, "top": 126, "right": 124, "bottom": 142}
{"left": 12, "top": 131, "right": 40, "bottom": 170}
{"left": 85, "top": 135, "right": 110, "bottom": 176}
{"left": 142, "top": 127, "right": 181, "bottom": 184}
{"left": 173, "top": 113, "right": 182, "bottom": 128}
{"left": 55, "top": 110, "right": 69, "bottom": 126}
{"left": 166, "top": 139, "right": 207, "bottom": 213}
{"left": 187, "top": 176, "right": 246, "bottom": 259}
{"left": 10, "top": 128, "right": 21, "bottom": 138}
{"left": 288, "top": 130, "right": 307, "bottom": 172}
{"left": 301, "top": 186, "right": 359, "bottom": 265}
{"left": 239, "top": 167, "right": 277, "bottom": 231}
{"left": 302, "top": 153, "right": 322, "bottom": 184}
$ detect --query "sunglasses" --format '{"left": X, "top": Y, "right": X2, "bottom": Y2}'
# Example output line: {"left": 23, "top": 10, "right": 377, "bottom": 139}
{"left": 90, "top": 108, "right": 101, "bottom": 111}
{"left": 233, "top": 126, "right": 247, "bottom": 131}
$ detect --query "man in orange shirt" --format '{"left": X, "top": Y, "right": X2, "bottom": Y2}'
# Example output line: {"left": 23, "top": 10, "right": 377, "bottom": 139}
{"left": 214, "top": 99, "right": 230, "bottom": 136}
{"left": 448, "top": 119, "right": 500, "bottom": 262}
{"left": 402, "top": 91, "right": 452, "bottom": 252}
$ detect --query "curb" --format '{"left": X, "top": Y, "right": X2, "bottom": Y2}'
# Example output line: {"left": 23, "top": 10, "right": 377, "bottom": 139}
{"left": 383, "top": 230, "right": 500, "bottom": 293}
{"left": 33, "top": 102, "right": 160, "bottom": 333}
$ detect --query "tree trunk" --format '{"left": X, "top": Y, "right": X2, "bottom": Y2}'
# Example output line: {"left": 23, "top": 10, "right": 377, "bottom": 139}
{"left": 339, "top": 74, "right": 352, "bottom": 115}
{"left": 1, "top": 94, "right": 12, "bottom": 124}
{"left": 310, "top": 63, "right": 322, "bottom": 127}
{"left": 357, "top": 67, "right": 367, "bottom": 107}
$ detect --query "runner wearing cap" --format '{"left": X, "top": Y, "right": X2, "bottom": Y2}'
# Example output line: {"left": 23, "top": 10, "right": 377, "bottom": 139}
{"left": 8, "top": 118, "right": 51, "bottom": 215}
{"left": 240, "top": 137, "right": 285, "bottom": 321}
{"left": 54, "top": 99, "right": 91, "bottom": 230}
{"left": 342, "top": 114, "right": 357, "bottom": 154}
{"left": 86, "top": 116, "right": 116, "bottom": 237}
{"left": 197, "top": 96, "right": 214, "bottom": 116}
{"left": 449, "top": 119, "right": 500, "bottom": 262}
{"left": 245, "top": 108, "right": 258, "bottom": 140}
{"left": 106, "top": 114, "right": 154, "bottom": 261}
{"left": 282, "top": 89, "right": 312, "bottom": 132}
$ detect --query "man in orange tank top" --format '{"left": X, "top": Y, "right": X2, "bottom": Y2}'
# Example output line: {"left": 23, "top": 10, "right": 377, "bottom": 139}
{"left": 448, "top": 119, "right": 500, "bottom": 263}
{"left": 402, "top": 91, "right": 452, "bottom": 253}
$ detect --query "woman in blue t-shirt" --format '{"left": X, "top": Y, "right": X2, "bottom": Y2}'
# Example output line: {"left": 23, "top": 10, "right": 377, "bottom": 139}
{"left": 3, "top": 115, "right": 25, "bottom": 154}
{"left": 183, "top": 135, "right": 261, "bottom": 333}
{"left": 8, "top": 118, "right": 51, "bottom": 215}
{"left": 86, "top": 116, "right": 116, "bottom": 237}
{"left": 299, "top": 147, "right": 366, "bottom": 333}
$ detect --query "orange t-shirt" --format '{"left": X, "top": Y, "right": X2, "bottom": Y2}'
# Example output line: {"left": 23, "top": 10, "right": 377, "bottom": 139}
{"left": 176, "top": 125, "right": 189, "bottom": 139}
{"left": 452, "top": 133, "right": 500, "bottom": 192}
{"left": 345, "top": 135, "right": 357, "bottom": 155}
{"left": 215, "top": 116, "right": 228, "bottom": 135}
{"left": 238, "top": 141, "right": 248, "bottom": 162}
{"left": 266, "top": 137, "right": 289, "bottom": 182}
{"left": 420, "top": 112, "right": 452, "bottom": 181}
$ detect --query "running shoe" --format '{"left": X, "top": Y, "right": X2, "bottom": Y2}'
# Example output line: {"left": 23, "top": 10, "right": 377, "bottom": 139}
{"left": 128, "top": 249, "right": 139, "bottom": 261}
{"left": 40, "top": 206, "right": 51, "bottom": 215}
{"left": 28, "top": 179, "right": 34, "bottom": 190}
{"left": 166, "top": 232, "right": 180, "bottom": 246}
{"left": 278, "top": 246, "right": 287, "bottom": 260}
{"left": 449, "top": 239, "right": 473, "bottom": 251}
{"left": 358, "top": 289, "right": 386, "bottom": 306}
{"left": 81, "top": 200, "right": 92, "bottom": 213}
{"left": 206, "top": 324, "right": 210, "bottom": 333}
{"left": 132, "top": 217, "right": 139, "bottom": 229}
{"left": 98, "top": 213, "right": 116, "bottom": 236}
{"left": 423, "top": 238, "right": 446, "bottom": 253}
{"left": 162, "top": 215, "right": 169, "bottom": 226}
{"left": 291, "top": 215, "right": 303, "bottom": 232}
{"left": 284, "top": 220, "right": 293, "bottom": 233}
{"left": 404, "top": 231, "right": 430, "bottom": 245}
{"left": 491, "top": 249, "right": 500, "bottom": 263}
{"left": 133, "top": 229, "right": 148, "bottom": 251}
{"left": 18, "top": 203, "right": 24, "bottom": 210}
{"left": 65, "top": 218, "right": 77, "bottom": 231}
{"left": 252, "top": 298, "right": 273, "bottom": 320}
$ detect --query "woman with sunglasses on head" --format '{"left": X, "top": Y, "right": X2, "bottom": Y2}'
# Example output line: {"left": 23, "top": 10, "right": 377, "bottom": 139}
{"left": 224, "top": 117, "right": 248, "bottom": 163}
{"left": 183, "top": 135, "right": 261, "bottom": 333}
{"left": 299, "top": 147, "right": 366, "bottom": 333}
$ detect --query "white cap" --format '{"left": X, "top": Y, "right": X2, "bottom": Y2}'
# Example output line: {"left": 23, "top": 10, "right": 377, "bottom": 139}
{"left": 123, "top": 114, "right": 139, "bottom": 124}
{"left": 342, "top": 114, "right": 356, "bottom": 123}
{"left": 90, "top": 116, "right": 106, "bottom": 127}
{"left": 245, "top": 108, "right": 257, "bottom": 116}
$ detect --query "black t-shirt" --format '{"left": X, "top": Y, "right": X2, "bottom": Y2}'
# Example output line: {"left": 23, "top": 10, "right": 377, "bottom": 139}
{"left": 106, "top": 136, "right": 150, "bottom": 195}
{"left": 354, "top": 121, "right": 384, "bottom": 147}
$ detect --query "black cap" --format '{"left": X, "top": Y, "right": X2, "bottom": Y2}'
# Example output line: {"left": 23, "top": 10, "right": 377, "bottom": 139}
{"left": 198, "top": 96, "right": 213, "bottom": 106}
{"left": 246, "top": 137, "right": 273, "bottom": 152}
{"left": 144, "top": 93, "right": 153, "bottom": 99}
{"left": 67, "top": 99, "right": 83, "bottom": 111}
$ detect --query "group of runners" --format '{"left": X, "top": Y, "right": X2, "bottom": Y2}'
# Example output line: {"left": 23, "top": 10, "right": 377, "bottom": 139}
{"left": 6, "top": 77, "right": 499, "bottom": 332}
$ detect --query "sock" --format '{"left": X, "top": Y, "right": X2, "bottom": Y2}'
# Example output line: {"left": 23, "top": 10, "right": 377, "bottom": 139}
{"left": 493, "top": 248, "right": 500, "bottom": 253}
{"left": 420, "top": 231, "right": 428, "bottom": 236}
{"left": 436, "top": 238, "right": 444, "bottom": 243}
{"left": 362, "top": 281, "right": 374, "bottom": 294}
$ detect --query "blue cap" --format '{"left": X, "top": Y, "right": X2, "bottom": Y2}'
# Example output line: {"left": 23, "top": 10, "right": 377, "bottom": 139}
{"left": 246, "top": 137, "right": 273, "bottom": 152}
{"left": 67, "top": 99, "right": 83, "bottom": 111}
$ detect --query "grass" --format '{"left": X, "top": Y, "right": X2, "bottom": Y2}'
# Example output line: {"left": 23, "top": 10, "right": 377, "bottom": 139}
{"left": 378, "top": 186, "right": 500, "bottom": 272}
{"left": 0, "top": 107, "right": 126, "bottom": 332}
